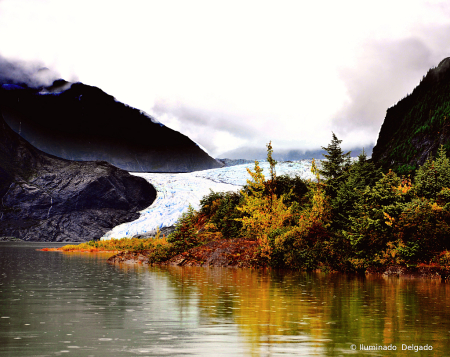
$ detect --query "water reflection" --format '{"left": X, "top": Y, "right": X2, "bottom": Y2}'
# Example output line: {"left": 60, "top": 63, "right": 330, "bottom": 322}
{"left": 157, "top": 267, "right": 450, "bottom": 356}
{"left": 0, "top": 243, "right": 449, "bottom": 356}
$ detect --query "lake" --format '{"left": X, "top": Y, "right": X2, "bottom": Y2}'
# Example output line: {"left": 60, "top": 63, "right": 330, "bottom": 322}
{"left": 0, "top": 242, "right": 449, "bottom": 356}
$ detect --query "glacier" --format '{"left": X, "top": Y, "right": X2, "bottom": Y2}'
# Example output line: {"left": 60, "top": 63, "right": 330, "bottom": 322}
{"left": 100, "top": 160, "right": 322, "bottom": 240}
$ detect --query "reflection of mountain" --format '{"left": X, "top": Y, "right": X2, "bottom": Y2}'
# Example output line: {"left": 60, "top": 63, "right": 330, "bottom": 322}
{"left": 0, "top": 107, "right": 156, "bottom": 242}
{"left": 0, "top": 80, "right": 223, "bottom": 172}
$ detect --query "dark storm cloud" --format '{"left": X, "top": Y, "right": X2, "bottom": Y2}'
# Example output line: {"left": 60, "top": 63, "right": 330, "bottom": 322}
{"left": 0, "top": 55, "right": 59, "bottom": 87}
{"left": 333, "top": 30, "right": 450, "bottom": 139}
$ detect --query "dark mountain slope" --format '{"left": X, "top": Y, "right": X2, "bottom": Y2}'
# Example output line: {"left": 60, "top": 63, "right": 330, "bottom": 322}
{"left": 0, "top": 106, "right": 156, "bottom": 242}
{"left": 0, "top": 81, "right": 222, "bottom": 172}
{"left": 372, "top": 58, "right": 450, "bottom": 174}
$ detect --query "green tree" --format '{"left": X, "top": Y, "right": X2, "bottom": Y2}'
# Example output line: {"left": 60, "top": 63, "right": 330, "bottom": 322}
{"left": 199, "top": 190, "right": 244, "bottom": 239}
{"left": 415, "top": 145, "right": 450, "bottom": 200}
{"left": 332, "top": 150, "right": 383, "bottom": 229}
{"left": 167, "top": 205, "right": 200, "bottom": 254}
{"left": 266, "top": 141, "right": 277, "bottom": 210}
{"left": 394, "top": 198, "right": 450, "bottom": 262}
{"left": 342, "top": 170, "right": 411, "bottom": 269}
{"left": 319, "top": 132, "right": 351, "bottom": 197}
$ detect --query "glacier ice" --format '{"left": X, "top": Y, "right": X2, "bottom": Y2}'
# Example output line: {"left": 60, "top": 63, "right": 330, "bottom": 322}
{"left": 100, "top": 160, "right": 322, "bottom": 240}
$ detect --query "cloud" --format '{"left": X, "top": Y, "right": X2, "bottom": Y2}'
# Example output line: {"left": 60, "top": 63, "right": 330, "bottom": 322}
{"left": 332, "top": 26, "right": 450, "bottom": 145}
{"left": 0, "top": 55, "right": 59, "bottom": 87}
{"left": 220, "top": 144, "right": 373, "bottom": 161}
{"left": 1, "top": 1, "right": 450, "bottom": 160}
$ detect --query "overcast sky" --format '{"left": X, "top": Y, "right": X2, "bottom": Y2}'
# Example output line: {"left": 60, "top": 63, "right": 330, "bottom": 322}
{"left": 1, "top": 0, "right": 450, "bottom": 159}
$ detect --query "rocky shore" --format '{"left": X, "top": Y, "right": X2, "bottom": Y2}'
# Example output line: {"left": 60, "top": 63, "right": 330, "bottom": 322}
{"left": 107, "top": 238, "right": 259, "bottom": 268}
{"left": 366, "top": 265, "right": 450, "bottom": 280}
{"left": 106, "top": 240, "right": 450, "bottom": 280}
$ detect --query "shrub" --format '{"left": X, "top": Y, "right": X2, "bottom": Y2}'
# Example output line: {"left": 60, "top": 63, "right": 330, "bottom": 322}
{"left": 200, "top": 190, "right": 244, "bottom": 238}
{"left": 167, "top": 205, "right": 202, "bottom": 255}
{"left": 394, "top": 198, "right": 450, "bottom": 262}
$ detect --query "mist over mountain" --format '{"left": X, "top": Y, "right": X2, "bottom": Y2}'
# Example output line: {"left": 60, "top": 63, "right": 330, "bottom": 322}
{"left": 220, "top": 145, "right": 373, "bottom": 162}
{"left": 0, "top": 58, "right": 222, "bottom": 173}
{"left": 372, "top": 57, "right": 450, "bottom": 173}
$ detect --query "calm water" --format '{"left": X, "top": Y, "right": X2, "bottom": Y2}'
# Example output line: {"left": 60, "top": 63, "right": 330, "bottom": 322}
{"left": 0, "top": 243, "right": 449, "bottom": 356}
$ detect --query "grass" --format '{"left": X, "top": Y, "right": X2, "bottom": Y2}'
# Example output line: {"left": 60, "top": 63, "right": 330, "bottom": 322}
{"left": 57, "top": 236, "right": 169, "bottom": 252}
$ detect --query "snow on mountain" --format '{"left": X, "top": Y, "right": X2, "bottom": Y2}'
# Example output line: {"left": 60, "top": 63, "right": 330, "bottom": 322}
{"left": 100, "top": 160, "right": 321, "bottom": 240}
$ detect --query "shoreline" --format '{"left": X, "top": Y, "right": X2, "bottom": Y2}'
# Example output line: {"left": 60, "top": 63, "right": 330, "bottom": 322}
{"left": 104, "top": 239, "right": 450, "bottom": 280}
{"left": 36, "top": 240, "right": 450, "bottom": 281}
{"left": 37, "top": 247, "right": 120, "bottom": 254}
{"left": 107, "top": 238, "right": 260, "bottom": 268}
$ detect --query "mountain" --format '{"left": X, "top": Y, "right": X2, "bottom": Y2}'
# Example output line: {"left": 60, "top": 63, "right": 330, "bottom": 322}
{"left": 0, "top": 80, "right": 223, "bottom": 172}
{"left": 372, "top": 58, "right": 450, "bottom": 174}
{"left": 0, "top": 106, "right": 156, "bottom": 242}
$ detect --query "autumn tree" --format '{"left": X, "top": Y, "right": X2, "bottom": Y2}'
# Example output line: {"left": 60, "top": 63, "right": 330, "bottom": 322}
{"left": 269, "top": 159, "right": 331, "bottom": 269}
{"left": 236, "top": 143, "right": 292, "bottom": 261}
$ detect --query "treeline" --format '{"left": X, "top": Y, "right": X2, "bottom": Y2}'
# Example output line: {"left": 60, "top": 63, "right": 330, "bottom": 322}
{"left": 140, "top": 134, "right": 450, "bottom": 272}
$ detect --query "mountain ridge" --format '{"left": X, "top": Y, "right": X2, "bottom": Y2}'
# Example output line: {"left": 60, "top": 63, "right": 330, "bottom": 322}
{"left": 0, "top": 79, "right": 223, "bottom": 172}
{"left": 372, "top": 57, "right": 450, "bottom": 173}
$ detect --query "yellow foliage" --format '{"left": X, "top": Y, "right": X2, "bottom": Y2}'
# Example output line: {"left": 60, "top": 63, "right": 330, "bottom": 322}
{"left": 199, "top": 222, "right": 223, "bottom": 242}
{"left": 383, "top": 212, "right": 395, "bottom": 227}
{"left": 373, "top": 240, "right": 406, "bottom": 266}
{"left": 60, "top": 236, "right": 169, "bottom": 252}
{"left": 392, "top": 177, "right": 412, "bottom": 195}
{"left": 275, "top": 173, "right": 330, "bottom": 250}
{"left": 236, "top": 160, "right": 292, "bottom": 260}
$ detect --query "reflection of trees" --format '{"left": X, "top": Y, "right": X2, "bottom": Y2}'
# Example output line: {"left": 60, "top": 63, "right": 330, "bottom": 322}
{"left": 161, "top": 266, "right": 450, "bottom": 356}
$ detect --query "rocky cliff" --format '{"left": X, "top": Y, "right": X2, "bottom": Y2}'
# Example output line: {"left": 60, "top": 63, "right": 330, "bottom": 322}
{"left": 372, "top": 58, "right": 450, "bottom": 174}
{"left": 0, "top": 80, "right": 223, "bottom": 172}
{"left": 0, "top": 107, "right": 156, "bottom": 242}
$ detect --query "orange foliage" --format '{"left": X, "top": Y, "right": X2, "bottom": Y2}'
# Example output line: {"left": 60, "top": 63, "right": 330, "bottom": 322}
{"left": 392, "top": 177, "right": 413, "bottom": 195}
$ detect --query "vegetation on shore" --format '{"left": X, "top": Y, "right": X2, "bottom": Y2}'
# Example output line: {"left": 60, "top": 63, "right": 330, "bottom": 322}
{"left": 54, "top": 234, "right": 169, "bottom": 253}
{"left": 61, "top": 134, "right": 450, "bottom": 274}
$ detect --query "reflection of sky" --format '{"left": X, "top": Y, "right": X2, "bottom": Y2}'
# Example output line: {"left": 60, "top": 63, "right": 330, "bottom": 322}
{"left": 101, "top": 160, "right": 321, "bottom": 240}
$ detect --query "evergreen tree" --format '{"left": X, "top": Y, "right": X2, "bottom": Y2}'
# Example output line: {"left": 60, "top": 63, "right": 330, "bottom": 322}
{"left": 342, "top": 170, "right": 412, "bottom": 267}
{"left": 415, "top": 145, "right": 450, "bottom": 200}
{"left": 332, "top": 150, "right": 383, "bottom": 229}
{"left": 266, "top": 141, "right": 277, "bottom": 210}
{"left": 319, "top": 132, "right": 351, "bottom": 197}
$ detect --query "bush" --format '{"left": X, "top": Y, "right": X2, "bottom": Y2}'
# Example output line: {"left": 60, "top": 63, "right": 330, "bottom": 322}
{"left": 200, "top": 190, "right": 244, "bottom": 238}
{"left": 394, "top": 198, "right": 450, "bottom": 262}
{"left": 167, "top": 206, "right": 202, "bottom": 254}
